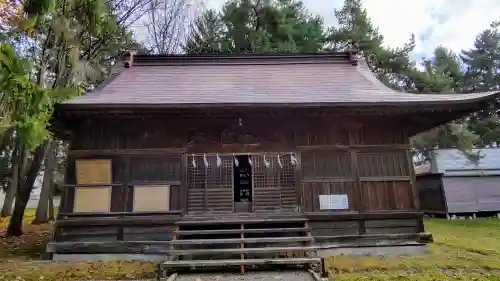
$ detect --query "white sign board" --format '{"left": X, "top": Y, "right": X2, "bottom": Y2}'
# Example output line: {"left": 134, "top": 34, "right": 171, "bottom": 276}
{"left": 319, "top": 194, "right": 349, "bottom": 210}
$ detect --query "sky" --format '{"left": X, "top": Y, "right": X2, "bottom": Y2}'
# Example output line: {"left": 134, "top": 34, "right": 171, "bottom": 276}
{"left": 203, "top": 0, "right": 500, "bottom": 60}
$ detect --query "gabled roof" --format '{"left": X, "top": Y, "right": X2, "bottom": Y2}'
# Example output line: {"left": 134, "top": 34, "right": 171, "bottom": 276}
{"left": 61, "top": 52, "right": 499, "bottom": 108}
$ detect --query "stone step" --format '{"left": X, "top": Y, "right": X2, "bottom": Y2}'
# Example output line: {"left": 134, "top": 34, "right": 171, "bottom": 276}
{"left": 161, "top": 257, "right": 321, "bottom": 268}
{"left": 171, "top": 246, "right": 318, "bottom": 255}
{"left": 171, "top": 236, "right": 313, "bottom": 245}
{"left": 175, "top": 227, "right": 309, "bottom": 236}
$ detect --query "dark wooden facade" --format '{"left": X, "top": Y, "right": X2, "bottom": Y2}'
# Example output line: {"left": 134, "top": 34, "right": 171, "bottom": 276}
{"left": 52, "top": 108, "right": 423, "bottom": 246}
{"left": 49, "top": 52, "right": 499, "bottom": 260}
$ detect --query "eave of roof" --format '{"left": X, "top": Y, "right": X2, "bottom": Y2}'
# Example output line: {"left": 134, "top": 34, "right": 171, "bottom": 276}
{"left": 59, "top": 92, "right": 500, "bottom": 109}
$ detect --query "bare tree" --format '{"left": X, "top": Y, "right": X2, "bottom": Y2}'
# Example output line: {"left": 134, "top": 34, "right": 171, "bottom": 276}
{"left": 145, "top": 0, "right": 201, "bottom": 54}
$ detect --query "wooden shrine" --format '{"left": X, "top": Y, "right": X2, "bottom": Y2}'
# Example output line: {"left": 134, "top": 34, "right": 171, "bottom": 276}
{"left": 48, "top": 52, "right": 499, "bottom": 272}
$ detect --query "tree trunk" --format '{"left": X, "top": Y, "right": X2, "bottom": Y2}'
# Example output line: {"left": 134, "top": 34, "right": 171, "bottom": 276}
{"left": 0, "top": 128, "right": 14, "bottom": 154}
{"left": 1, "top": 164, "right": 17, "bottom": 217}
{"left": 48, "top": 194, "right": 55, "bottom": 221}
{"left": 32, "top": 141, "right": 56, "bottom": 224}
{"left": 6, "top": 141, "right": 50, "bottom": 237}
{"left": 1, "top": 137, "right": 19, "bottom": 217}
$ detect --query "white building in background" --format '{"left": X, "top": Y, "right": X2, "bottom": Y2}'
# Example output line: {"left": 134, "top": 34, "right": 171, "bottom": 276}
{"left": 416, "top": 148, "right": 500, "bottom": 217}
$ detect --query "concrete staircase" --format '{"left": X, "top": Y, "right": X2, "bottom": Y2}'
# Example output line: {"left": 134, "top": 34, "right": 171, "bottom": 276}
{"left": 158, "top": 213, "right": 320, "bottom": 275}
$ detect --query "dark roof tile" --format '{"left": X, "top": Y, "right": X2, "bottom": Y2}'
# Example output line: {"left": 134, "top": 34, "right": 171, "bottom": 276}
{"left": 63, "top": 52, "right": 499, "bottom": 107}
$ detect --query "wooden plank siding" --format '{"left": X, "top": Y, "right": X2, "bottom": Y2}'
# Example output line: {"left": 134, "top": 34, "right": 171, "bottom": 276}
{"left": 54, "top": 111, "right": 422, "bottom": 247}
{"left": 54, "top": 214, "right": 181, "bottom": 242}
{"left": 60, "top": 152, "right": 184, "bottom": 214}
{"left": 61, "top": 113, "right": 416, "bottom": 217}
{"left": 298, "top": 138, "right": 413, "bottom": 214}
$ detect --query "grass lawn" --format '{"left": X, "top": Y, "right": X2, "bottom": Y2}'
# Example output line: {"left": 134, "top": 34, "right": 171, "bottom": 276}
{"left": 326, "top": 219, "right": 500, "bottom": 280}
{"left": 0, "top": 213, "right": 499, "bottom": 280}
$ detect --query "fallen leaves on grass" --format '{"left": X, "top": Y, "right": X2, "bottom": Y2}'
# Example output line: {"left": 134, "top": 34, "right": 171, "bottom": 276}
{"left": 0, "top": 210, "right": 157, "bottom": 280}
{"left": 0, "top": 260, "right": 157, "bottom": 281}
{"left": 0, "top": 221, "right": 53, "bottom": 260}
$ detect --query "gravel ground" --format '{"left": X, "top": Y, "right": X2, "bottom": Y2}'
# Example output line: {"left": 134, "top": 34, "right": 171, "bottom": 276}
{"left": 175, "top": 271, "right": 314, "bottom": 281}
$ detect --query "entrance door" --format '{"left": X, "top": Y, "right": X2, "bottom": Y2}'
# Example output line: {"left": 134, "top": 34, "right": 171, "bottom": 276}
{"left": 252, "top": 154, "right": 298, "bottom": 213}
{"left": 233, "top": 155, "right": 253, "bottom": 212}
{"left": 186, "top": 154, "right": 233, "bottom": 214}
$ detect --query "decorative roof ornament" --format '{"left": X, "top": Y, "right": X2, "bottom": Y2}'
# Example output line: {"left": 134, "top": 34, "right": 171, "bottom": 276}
{"left": 277, "top": 154, "right": 283, "bottom": 168}
{"left": 290, "top": 153, "right": 298, "bottom": 165}
{"left": 123, "top": 50, "right": 137, "bottom": 68}
{"left": 191, "top": 154, "right": 196, "bottom": 168}
{"left": 248, "top": 155, "right": 252, "bottom": 166}
{"left": 347, "top": 50, "right": 359, "bottom": 66}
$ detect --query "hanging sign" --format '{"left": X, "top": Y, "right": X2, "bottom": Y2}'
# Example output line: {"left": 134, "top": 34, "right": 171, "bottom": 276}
{"left": 319, "top": 194, "right": 349, "bottom": 210}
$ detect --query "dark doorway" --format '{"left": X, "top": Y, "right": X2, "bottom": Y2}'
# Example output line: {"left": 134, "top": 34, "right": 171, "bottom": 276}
{"left": 233, "top": 155, "right": 253, "bottom": 212}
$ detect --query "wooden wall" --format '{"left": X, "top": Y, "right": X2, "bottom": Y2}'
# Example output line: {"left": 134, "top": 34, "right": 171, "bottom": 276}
{"left": 416, "top": 174, "right": 447, "bottom": 214}
{"left": 60, "top": 153, "right": 184, "bottom": 214}
{"left": 66, "top": 111, "right": 407, "bottom": 151}
{"left": 61, "top": 109, "right": 418, "bottom": 217}
{"left": 54, "top": 214, "right": 181, "bottom": 243}
{"left": 299, "top": 148, "right": 414, "bottom": 212}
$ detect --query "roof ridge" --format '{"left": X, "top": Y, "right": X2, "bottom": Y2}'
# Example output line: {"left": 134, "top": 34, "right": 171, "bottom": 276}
{"left": 131, "top": 52, "right": 357, "bottom": 67}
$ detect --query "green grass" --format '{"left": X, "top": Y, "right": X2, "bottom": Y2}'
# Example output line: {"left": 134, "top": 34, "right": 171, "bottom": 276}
{"left": 326, "top": 218, "right": 500, "bottom": 280}
{"left": 1, "top": 213, "right": 500, "bottom": 280}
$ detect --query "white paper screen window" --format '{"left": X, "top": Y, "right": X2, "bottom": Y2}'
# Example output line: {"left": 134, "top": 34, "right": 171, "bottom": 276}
{"left": 133, "top": 185, "right": 170, "bottom": 212}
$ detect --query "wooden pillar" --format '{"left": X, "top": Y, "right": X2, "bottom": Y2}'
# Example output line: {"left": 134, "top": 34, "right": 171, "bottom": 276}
{"left": 345, "top": 120, "right": 363, "bottom": 213}
{"left": 122, "top": 155, "right": 131, "bottom": 212}
{"left": 294, "top": 152, "right": 303, "bottom": 212}
{"left": 181, "top": 153, "right": 188, "bottom": 216}
{"left": 61, "top": 155, "right": 76, "bottom": 216}
{"left": 346, "top": 120, "right": 365, "bottom": 234}
{"left": 349, "top": 150, "right": 365, "bottom": 234}
{"left": 176, "top": 149, "right": 188, "bottom": 216}
{"left": 406, "top": 149, "right": 421, "bottom": 211}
